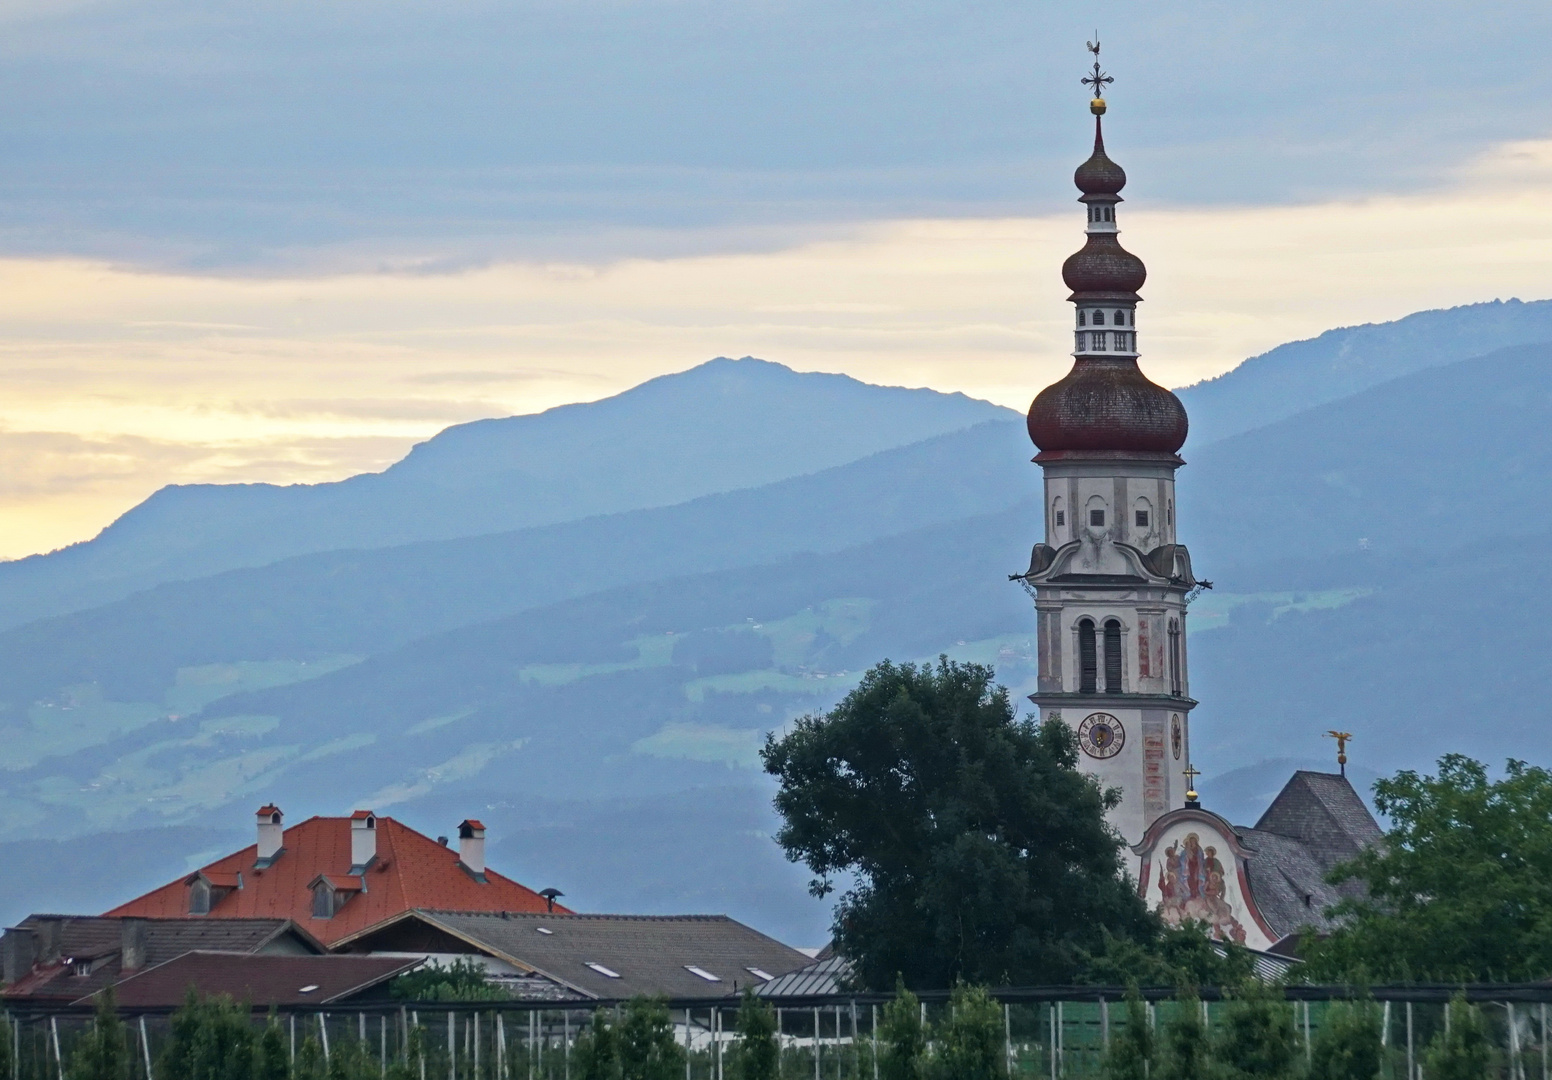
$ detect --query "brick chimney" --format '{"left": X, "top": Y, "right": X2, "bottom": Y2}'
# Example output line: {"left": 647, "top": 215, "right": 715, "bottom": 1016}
{"left": 255, "top": 804, "right": 284, "bottom": 867}
{"left": 120, "top": 918, "right": 147, "bottom": 972}
{"left": 349, "top": 811, "right": 377, "bottom": 873}
{"left": 457, "top": 820, "right": 486, "bottom": 881}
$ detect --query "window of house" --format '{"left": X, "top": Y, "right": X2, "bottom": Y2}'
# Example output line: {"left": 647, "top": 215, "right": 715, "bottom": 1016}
{"left": 312, "top": 883, "right": 334, "bottom": 919}
{"left": 1135, "top": 510, "right": 1149, "bottom": 527}
{"left": 1055, "top": 510, "right": 1065, "bottom": 526}
{"left": 1078, "top": 619, "right": 1097, "bottom": 694}
{"left": 1168, "top": 618, "right": 1182, "bottom": 697}
{"left": 1089, "top": 509, "right": 1105, "bottom": 527}
{"left": 1104, "top": 620, "right": 1123, "bottom": 693}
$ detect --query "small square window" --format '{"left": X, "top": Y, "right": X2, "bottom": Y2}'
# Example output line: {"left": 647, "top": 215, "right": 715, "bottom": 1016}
{"left": 1136, "top": 510, "right": 1150, "bottom": 527}
{"left": 1089, "top": 509, "right": 1105, "bottom": 527}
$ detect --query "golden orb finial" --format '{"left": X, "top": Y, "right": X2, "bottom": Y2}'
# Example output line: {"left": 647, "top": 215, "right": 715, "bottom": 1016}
{"left": 1090, "top": 98, "right": 1107, "bottom": 115}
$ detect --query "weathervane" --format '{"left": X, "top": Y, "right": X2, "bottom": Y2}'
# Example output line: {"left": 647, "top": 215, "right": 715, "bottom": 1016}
{"left": 1082, "top": 34, "right": 1113, "bottom": 113}
{"left": 1325, "top": 730, "right": 1353, "bottom": 776}
{"left": 1182, "top": 762, "right": 1200, "bottom": 807}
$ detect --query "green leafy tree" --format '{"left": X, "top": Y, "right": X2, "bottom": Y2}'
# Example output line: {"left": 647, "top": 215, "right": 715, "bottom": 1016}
{"left": 877, "top": 980, "right": 926, "bottom": 1080}
{"left": 1080, "top": 923, "right": 1256, "bottom": 989}
{"left": 1153, "top": 989, "right": 1209, "bottom": 1080}
{"left": 326, "top": 1034, "right": 380, "bottom": 1080}
{"left": 159, "top": 991, "right": 257, "bottom": 1080}
{"left": 1207, "top": 979, "right": 1299, "bottom": 1080}
{"left": 1101, "top": 987, "right": 1153, "bottom": 1080}
{"left": 1421, "top": 993, "right": 1497, "bottom": 1080}
{"left": 732, "top": 990, "right": 779, "bottom": 1080}
{"left": 616, "top": 997, "right": 684, "bottom": 1080}
{"left": 68, "top": 989, "right": 131, "bottom": 1080}
{"left": 0, "top": 1012, "right": 12, "bottom": 1080}
{"left": 385, "top": 1026, "right": 427, "bottom": 1080}
{"left": 1306, "top": 755, "right": 1552, "bottom": 981}
{"left": 762, "top": 658, "right": 1152, "bottom": 988}
{"left": 1308, "top": 999, "right": 1382, "bottom": 1080}
{"left": 572, "top": 1012, "right": 619, "bottom": 1080}
{"left": 930, "top": 984, "right": 1005, "bottom": 1080}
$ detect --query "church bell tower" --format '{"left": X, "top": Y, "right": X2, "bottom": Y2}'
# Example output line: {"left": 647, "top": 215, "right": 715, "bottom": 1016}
{"left": 1016, "top": 45, "right": 1200, "bottom": 846}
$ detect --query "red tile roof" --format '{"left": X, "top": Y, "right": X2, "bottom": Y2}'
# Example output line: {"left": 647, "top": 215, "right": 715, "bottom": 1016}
{"left": 105, "top": 816, "right": 569, "bottom": 946}
{"left": 93, "top": 952, "right": 420, "bottom": 1009}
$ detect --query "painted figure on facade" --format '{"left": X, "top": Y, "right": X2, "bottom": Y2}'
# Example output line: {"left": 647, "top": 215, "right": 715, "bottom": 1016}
{"left": 1155, "top": 832, "right": 1247, "bottom": 944}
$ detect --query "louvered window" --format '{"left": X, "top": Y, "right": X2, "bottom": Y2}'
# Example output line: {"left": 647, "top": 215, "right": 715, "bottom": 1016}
{"left": 1078, "top": 619, "right": 1097, "bottom": 694}
{"left": 1104, "top": 620, "right": 1123, "bottom": 693}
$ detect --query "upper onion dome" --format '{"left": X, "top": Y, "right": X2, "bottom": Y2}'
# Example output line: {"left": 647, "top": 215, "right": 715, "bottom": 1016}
{"left": 1075, "top": 119, "right": 1126, "bottom": 195}
{"left": 1027, "top": 357, "right": 1188, "bottom": 455}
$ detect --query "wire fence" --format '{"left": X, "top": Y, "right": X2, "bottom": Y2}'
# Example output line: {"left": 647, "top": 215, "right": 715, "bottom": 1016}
{"left": 9, "top": 986, "right": 1552, "bottom": 1080}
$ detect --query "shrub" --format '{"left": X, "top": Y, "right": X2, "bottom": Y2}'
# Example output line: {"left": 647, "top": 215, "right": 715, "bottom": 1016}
{"left": 572, "top": 1012, "right": 619, "bottom": 1080}
{"left": 1208, "top": 979, "right": 1299, "bottom": 1080}
{"left": 931, "top": 984, "right": 1006, "bottom": 1080}
{"left": 617, "top": 997, "right": 684, "bottom": 1080}
{"left": 159, "top": 990, "right": 257, "bottom": 1080}
{"left": 733, "top": 990, "right": 779, "bottom": 1080}
{"left": 877, "top": 979, "right": 926, "bottom": 1080}
{"left": 1308, "top": 999, "right": 1382, "bottom": 1080}
{"left": 1153, "top": 989, "right": 1209, "bottom": 1080}
{"left": 67, "top": 989, "right": 131, "bottom": 1080}
{"left": 1421, "top": 993, "right": 1497, "bottom": 1080}
{"left": 1101, "top": 988, "right": 1153, "bottom": 1080}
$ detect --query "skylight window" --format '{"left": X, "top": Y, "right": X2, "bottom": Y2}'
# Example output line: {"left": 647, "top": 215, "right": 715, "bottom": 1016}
{"left": 745, "top": 967, "right": 775, "bottom": 981}
{"left": 298, "top": 985, "right": 319, "bottom": 994}
{"left": 585, "top": 963, "right": 621, "bottom": 979}
{"left": 684, "top": 966, "right": 721, "bottom": 982}
{"left": 536, "top": 927, "right": 553, "bottom": 935}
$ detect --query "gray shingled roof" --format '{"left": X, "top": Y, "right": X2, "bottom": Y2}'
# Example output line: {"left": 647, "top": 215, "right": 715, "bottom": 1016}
{"left": 1253, "top": 771, "right": 1383, "bottom": 873}
{"left": 398, "top": 911, "right": 812, "bottom": 1000}
{"left": 1235, "top": 829, "right": 1349, "bottom": 940}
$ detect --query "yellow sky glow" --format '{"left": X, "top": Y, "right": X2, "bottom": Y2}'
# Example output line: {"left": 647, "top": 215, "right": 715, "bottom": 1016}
{"left": 2, "top": 137, "right": 1552, "bottom": 558}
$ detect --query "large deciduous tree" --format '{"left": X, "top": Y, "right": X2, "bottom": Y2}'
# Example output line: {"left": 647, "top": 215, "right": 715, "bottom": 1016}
{"left": 1305, "top": 754, "right": 1552, "bottom": 982}
{"left": 761, "top": 657, "right": 1152, "bottom": 988}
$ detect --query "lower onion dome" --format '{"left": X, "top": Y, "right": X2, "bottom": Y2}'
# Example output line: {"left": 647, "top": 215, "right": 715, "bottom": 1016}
{"left": 1027, "top": 356, "right": 1188, "bottom": 453}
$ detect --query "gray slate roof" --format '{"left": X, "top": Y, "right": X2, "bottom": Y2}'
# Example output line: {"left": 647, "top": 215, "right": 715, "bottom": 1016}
{"left": 395, "top": 911, "right": 812, "bottom": 1000}
{"left": 1236, "top": 771, "right": 1384, "bottom": 941}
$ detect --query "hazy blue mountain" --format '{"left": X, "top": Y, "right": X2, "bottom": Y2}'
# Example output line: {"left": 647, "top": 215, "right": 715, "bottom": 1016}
{"left": 1176, "top": 297, "right": 1552, "bottom": 446}
{"left": 0, "top": 357, "right": 1011, "bottom": 629}
{"left": 0, "top": 420, "right": 1029, "bottom": 709}
{"left": 1183, "top": 342, "right": 1552, "bottom": 577}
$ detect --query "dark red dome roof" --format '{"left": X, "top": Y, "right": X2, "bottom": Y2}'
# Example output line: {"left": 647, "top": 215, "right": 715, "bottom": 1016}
{"left": 1075, "top": 119, "right": 1126, "bottom": 195}
{"left": 1062, "top": 234, "right": 1146, "bottom": 299}
{"left": 1027, "top": 357, "right": 1188, "bottom": 454}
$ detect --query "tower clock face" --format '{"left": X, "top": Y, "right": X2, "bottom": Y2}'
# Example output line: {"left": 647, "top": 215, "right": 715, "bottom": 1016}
{"left": 1171, "top": 714, "right": 1183, "bottom": 760}
{"left": 1078, "top": 713, "right": 1125, "bottom": 759}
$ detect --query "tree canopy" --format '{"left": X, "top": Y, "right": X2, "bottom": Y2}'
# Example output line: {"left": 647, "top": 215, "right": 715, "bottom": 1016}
{"left": 1305, "top": 754, "right": 1552, "bottom": 982}
{"left": 761, "top": 657, "right": 1152, "bottom": 989}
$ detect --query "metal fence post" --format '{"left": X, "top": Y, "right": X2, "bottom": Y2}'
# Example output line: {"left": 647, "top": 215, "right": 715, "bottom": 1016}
{"left": 813, "top": 1007, "right": 820, "bottom": 1080}
{"left": 870, "top": 1005, "right": 877, "bottom": 1080}
{"left": 1303, "top": 1001, "right": 1311, "bottom": 1066}
{"left": 1005, "top": 1003, "right": 1013, "bottom": 1077}
{"left": 1510, "top": 1004, "right": 1522, "bottom": 1080}
{"left": 139, "top": 1016, "right": 154, "bottom": 1080}
{"left": 449, "top": 1012, "right": 456, "bottom": 1080}
{"left": 1406, "top": 1002, "right": 1414, "bottom": 1080}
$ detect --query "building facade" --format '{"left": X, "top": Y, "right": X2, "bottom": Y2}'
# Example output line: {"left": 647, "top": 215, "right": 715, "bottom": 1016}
{"left": 1017, "top": 80, "right": 1199, "bottom": 846}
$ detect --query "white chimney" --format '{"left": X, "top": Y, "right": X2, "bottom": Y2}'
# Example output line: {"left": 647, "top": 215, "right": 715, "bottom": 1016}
{"left": 349, "top": 810, "right": 377, "bottom": 872}
{"left": 457, "top": 819, "right": 486, "bottom": 879}
{"left": 255, "top": 805, "right": 284, "bottom": 865}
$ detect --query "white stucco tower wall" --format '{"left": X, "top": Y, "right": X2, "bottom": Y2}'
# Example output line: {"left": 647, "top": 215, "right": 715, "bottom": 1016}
{"left": 1018, "top": 87, "right": 1201, "bottom": 848}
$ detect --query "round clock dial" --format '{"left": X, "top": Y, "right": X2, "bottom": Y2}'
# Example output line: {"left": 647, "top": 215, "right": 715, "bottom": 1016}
{"left": 1171, "top": 714, "right": 1183, "bottom": 760}
{"left": 1078, "top": 713, "right": 1125, "bottom": 759}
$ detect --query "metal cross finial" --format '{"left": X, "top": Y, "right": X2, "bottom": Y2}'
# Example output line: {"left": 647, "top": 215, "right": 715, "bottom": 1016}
{"left": 1082, "top": 35, "right": 1113, "bottom": 100}
{"left": 1325, "top": 730, "right": 1353, "bottom": 776}
{"left": 1182, "top": 762, "right": 1200, "bottom": 805}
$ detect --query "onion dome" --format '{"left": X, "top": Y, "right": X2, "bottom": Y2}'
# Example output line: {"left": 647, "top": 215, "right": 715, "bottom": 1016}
{"left": 1074, "top": 118, "right": 1126, "bottom": 195}
{"left": 1062, "top": 235, "right": 1146, "bottom": 299}
{"left": 1027, "top": 357, "right": 1188, "bottom": 454}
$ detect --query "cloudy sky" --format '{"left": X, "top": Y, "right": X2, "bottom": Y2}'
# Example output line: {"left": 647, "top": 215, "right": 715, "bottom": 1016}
{"left": 0, "top": 0, "right": 1551, "bottom": 555}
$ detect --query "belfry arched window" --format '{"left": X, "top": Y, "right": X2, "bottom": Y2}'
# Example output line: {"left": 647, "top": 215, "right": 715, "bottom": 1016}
{"left": 1103, "top": 619, "right": 1123, "bottom": 693}
{"left": 1093, "top": 310, "right": 1106, "bottom": 326}
{"left": 1167, "top": 618, "right": 1182, "bottom": 697}
{"left": 1078, "top": 619, "right": 1097, "bottom": 694}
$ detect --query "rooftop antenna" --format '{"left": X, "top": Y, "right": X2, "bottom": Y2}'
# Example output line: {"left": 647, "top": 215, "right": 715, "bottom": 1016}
{"left": 539, "top": 888, "right": 564, "bottom": 913}
{"left": 1082, "top": 33, "right": 1113, "bottom": 113}
{"left": 1325, "top": 731, "right": 1353, "bottom": 777}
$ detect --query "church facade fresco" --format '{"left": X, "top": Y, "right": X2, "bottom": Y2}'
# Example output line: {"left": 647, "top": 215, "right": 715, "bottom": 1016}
{"left": 1133, "top": 809, "right": 1278, "bottom": 953}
